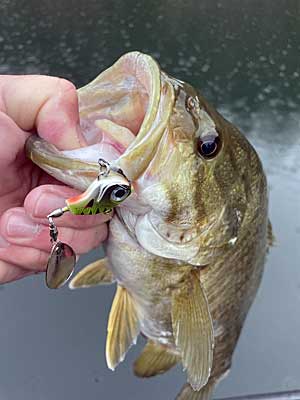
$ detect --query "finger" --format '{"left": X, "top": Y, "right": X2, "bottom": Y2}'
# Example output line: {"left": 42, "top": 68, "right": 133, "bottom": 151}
{"left": 0, "top": 243, "right": 48, "bottom": 272}
{"left": 0, "top": 208, "right": 108, "bottom": 254}
{"left": 0, "top": 119, "right": 31, "bottom": 212}
{"left": 0, "top": 260, "right": 33, "bottom": 284}
{"left": 0, "top": 112, "right": 30, "bottom": 166}
{"left": 24, "top": 185, "right": 112, "bottom": 229}
{"left": 0, "top": 75, "right": 86, "bottom": 149}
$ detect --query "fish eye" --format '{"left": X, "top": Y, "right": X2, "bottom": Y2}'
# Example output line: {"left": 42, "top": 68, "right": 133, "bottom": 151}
{"left": 110, "top": 185, "right": 131, "bottom": 202}
{"left": 197, "top": 131, "right": 221, "bottom": 159}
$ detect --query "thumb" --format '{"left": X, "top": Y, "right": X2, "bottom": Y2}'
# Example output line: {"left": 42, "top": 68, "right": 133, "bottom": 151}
{"left": 0, "top": 75, "right": 87, "bottom": 150}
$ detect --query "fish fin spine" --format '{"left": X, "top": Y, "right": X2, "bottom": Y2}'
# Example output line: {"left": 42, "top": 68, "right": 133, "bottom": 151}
{"left": 106, "top": 285, "right": 140, "bottom": 370}
{"left": 172, "top": 270, "right": 214, "bottom": 391}
{"left": 69, "top": 257, "right": 114, "bottom": 289}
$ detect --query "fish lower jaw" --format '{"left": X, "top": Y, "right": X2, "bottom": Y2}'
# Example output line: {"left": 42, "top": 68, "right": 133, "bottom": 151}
{"left": 116, "top": 208, "right": 221, "bottom": 267}
{"left": 147, "top": 211, "right": 199, "bottom": 244}
{"left": 134, "top": 212, "right": 202, "bottom": 264}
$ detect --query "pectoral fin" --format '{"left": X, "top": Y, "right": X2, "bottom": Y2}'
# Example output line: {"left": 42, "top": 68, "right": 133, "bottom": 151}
{"left": 106, "top": 285, "right": 140, "bottom": 370}
{"left": 133, "top": 340, "right": 180, "bottom": 378}
{"left": 172, "top": 271, "right": 214, "bottom": 391}
{"left": 69, "top": 257, "right": 114, "bottom": 289}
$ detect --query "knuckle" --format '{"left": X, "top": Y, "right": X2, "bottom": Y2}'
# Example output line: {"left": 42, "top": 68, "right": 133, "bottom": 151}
{"left": 71, "top": 214, "right": 106, "bottom": 229}
{"left": 57, "top": 78, "right": 77, "bottom": 95}
{"left": 70, "top": 215, "right": 93, "bottom": 229}
{"left": 59, "top": 224, "right": 108, "bottom": 255}
{"left": 90, "top": 230, "right": 102, "bottom": 250}
{"left": 85, "top": 226, "right": 107, "bottom": 251}
{"left": 61, "top": 226, "right": 78, "bottom": 248}
{"left": 94, "top": 225, "right": 108, "bottom": 246}
{"left": 33, "top": 249, "right": 48, "bottom": 270}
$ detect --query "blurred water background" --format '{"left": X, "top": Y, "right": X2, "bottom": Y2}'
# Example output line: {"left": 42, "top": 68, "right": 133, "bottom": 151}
{"left": 0, "top": 1, "right": 299, "bottom": 399}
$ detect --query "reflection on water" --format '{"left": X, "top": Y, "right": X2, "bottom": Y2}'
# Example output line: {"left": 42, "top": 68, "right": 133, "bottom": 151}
{"left": 222, "top": 107, "right": 300, "bottom": 181}
{"left": 0, "top": 0, "right": 299, "bottom": 399}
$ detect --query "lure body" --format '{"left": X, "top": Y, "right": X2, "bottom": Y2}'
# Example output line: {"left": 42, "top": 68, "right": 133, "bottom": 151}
{"left": 42, "top": 162, "right": 131, "bottom": 288}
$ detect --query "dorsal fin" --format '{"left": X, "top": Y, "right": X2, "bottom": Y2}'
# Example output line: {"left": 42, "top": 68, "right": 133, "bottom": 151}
{"left": 172, "top": 271, "right": 214, "bottom": 391}
{"left": 106, "top": 285, "right": 140, "bottom": 370}
{"left": 69, "top": 257, "right": 114, "bottom": 289}
{"left": 134, "top": 340, "right": 180, "bottom": 378}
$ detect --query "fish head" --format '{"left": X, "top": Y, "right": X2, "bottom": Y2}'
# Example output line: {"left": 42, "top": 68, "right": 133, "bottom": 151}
{"left": 122, "top": 72, "right": 265, "bottom": 266}
{"left": 26, "top": 52, "right": 266, "bottom": 266}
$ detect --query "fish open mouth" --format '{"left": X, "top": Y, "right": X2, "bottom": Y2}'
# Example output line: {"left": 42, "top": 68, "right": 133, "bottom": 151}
{"left": 77, "top": 52, "right": 160, "bottom": 162}
{"left": 26, "top": 52, "right": 174, "bottom": 188}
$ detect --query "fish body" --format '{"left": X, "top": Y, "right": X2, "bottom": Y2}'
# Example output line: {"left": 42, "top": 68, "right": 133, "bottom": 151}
{"left": 26, "top": 52, "right": 269, "bottom": 399}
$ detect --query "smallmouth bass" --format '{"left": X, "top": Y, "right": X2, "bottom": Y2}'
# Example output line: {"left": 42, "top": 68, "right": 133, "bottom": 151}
{"left": 26, "top": 52, "right": 271, "bottom": 400}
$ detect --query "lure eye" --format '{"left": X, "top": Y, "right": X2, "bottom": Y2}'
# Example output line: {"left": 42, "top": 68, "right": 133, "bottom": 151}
{"left": 110, "top": 185, "right": 131, "bottom": 202}
{"left": 197, "top": 132, "right": 221, "bottom": 159}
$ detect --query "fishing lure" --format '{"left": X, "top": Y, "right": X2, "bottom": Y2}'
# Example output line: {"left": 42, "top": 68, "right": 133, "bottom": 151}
{"left": 45, "top": 159, "right": 131, "bottom": 289}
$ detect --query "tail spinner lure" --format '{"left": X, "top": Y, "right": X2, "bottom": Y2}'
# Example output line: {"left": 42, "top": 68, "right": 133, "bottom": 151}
{"left": 45, "top": 159, "right": 131, "bottom": 289}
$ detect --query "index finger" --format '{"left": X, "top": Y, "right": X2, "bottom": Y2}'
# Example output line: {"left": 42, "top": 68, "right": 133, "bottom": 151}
{"left": 24, "top": 184, "right": 112, "bottom": 229}
{"left": 0, "top": 75, "right": 86, "bottom": 150}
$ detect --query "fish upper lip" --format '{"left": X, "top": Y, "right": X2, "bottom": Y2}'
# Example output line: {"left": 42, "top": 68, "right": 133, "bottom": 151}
{"left": 114, "top": 57, "right": 174, "bottom": 181}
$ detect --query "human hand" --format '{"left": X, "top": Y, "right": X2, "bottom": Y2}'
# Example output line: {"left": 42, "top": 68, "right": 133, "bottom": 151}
{"left": 0, "top": 76, "right": 110, "bottom": 284}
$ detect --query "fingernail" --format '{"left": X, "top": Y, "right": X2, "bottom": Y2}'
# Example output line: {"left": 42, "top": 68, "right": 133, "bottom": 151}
{"left": 0, "top": 235, "right": 10, "bottom": 248}
{"left": 6, "top": 213, "right": 41, "bottom": 238}
{"left": 34, "top": 193, "right": 66, "bottom": 217}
